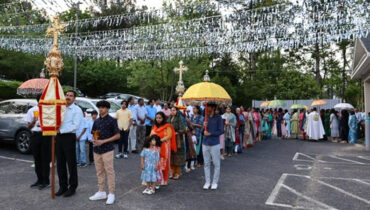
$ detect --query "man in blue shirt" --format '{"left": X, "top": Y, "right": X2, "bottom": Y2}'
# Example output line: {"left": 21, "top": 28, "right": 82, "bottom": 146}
{"left": 56, "top": 90, "right": 83, "bottom": 197}
{"left": 202, "top": 103, "right": 224, "bottom": 190}
{"left": 145, "top": 99, "right": 157, "bottom": 136}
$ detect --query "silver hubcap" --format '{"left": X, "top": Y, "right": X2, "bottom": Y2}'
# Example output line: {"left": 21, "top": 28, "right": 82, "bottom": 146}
{"left": 18, "top": 132, "right": 30, "bottom": 152}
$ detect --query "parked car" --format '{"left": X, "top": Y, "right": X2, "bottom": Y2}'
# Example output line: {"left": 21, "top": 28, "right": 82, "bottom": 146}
{"left": 75, "top": 97, "right": 120, "bottom": 119}
{"left": 99, "top": 92, "right": 124, "bottom": 99}
{"left": 107, "top": 93, "right": 149, "bottom": 105}
{"left": 0, "top": 99, "right": 36, "bottom": 154}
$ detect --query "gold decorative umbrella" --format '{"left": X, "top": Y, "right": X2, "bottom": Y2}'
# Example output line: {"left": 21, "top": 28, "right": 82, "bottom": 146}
{"left": 182, "top": 70, "right": 232, "bottom": 130}
{"left": 182, "top": 70, "right": 232, "bottom": 105}
{"left": 311, "top": 99, "right": 327, "bottom": 106}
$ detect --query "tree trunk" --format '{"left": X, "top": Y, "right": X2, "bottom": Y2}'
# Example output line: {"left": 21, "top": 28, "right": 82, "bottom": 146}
{"left": 314, "top": 41, "right": 321, "bottom": 88}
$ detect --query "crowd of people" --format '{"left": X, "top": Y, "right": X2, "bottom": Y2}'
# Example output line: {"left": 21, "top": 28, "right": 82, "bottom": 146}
{"left": 25, "top": 91, "right": 369, "bottom": 204}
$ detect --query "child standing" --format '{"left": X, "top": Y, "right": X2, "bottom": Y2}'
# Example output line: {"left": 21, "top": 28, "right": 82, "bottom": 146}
{"left": 141, "top": 135, "right": 161, "bottom": 195}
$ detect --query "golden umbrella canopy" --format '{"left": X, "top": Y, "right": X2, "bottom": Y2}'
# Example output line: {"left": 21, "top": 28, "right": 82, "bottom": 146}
{"left": 311, "top": 99, "right": 327, "bottom": 106}
{"left": 182, "top": 70, "right": 232, "bottom": 106}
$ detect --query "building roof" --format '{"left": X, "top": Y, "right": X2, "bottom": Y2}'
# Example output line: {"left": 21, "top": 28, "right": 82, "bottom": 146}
{"left": 352, "top": 35, "right": 370, "bottom": 79}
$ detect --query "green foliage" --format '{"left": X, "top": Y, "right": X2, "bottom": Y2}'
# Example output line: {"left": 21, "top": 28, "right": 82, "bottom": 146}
{"left": 0, "top": 80, "right": 23, "bottom": 99}
{"left": 344, "top": 80, "right": 362, "bottom": 108}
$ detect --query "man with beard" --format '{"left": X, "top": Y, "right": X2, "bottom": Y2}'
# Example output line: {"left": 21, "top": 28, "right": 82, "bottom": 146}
{"left": 55, "top": 90, "right": 83, "bottom": 197}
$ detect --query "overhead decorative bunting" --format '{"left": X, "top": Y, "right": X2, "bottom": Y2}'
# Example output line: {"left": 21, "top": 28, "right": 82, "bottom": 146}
{"left": 0, "top": 0, "right": 368, "bottom": 60}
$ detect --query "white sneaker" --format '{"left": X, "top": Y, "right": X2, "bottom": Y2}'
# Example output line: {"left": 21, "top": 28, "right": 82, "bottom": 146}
{"left": 123, "top": 153, "right": 128, "bottom": 159}
{"left": 191, "top": 166, "right": 196, "bottom": 170}
{"left": 203, "top": 183, "right": 211, "bottom": 190}
{"left": 211, "top": 183, "right": 218, "bottom": 190}
{"left": 115, "top": 153, "right": 123, "bottom": 159}
{"left": 106, "top": 194, "right": 115, "bottom": 205}
{"left": 89, "top": 191, "right": 107, "bottom": 201}
{"left": 143, "top": 188, "right": 150, "bottom": 194}
{"left": 155, "top": 185, "right": 160, "bottom": 190}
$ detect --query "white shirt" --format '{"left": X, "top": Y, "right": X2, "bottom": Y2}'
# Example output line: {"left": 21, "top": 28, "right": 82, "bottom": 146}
{"left": 135, "top": 104, "right": 147, "bottom": 126}
{"left": 25, "top": 106, "right": 41, "bottom": 132}
{"left": 355, "top": 112, "right": 363, "bottom": 122}
{"left": 59, "top": 103, "right": 83, "bottom": 134}
{"left": 186, "top": 105, "right": 194, "bottom": 118}
{"left": 154, "top": 104, "right": 162, "bottom": 112}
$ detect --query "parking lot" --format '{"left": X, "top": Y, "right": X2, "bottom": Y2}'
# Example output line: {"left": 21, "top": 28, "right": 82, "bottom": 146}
{"left": 1, "top": 139, "right": 370, "bottom": 210}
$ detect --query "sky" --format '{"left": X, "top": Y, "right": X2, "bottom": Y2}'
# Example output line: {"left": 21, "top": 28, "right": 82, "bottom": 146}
{"left": 30, "top": 0, "right": 166, "bottom": 17}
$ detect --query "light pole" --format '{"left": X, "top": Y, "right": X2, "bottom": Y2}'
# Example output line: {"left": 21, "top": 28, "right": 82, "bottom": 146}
{"left": 73, "top": 1, "right": 81, "bottom": 91}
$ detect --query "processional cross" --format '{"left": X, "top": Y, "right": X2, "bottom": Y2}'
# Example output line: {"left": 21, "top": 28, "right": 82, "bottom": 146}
{"left": 46, "top": 16, "right": 67, "bottom": 49}
{"left": 174, "top": 60, "right": 189, "bottom": 95}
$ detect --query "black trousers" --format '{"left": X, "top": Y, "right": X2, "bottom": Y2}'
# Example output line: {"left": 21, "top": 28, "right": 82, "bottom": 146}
{"left": 30, "top": 132, "right": 51, "bottom": 185}
{"left": 145, "top": 125, "right": 152, "bottom": 137}
{"left": 56, "top": 133, "right": 78, "bottom": 190}
{"left": 88, "top": 141, "right": 94, "bottom": 163}
{"left": 118, "top": 130, "right": 130, "bottom": 153}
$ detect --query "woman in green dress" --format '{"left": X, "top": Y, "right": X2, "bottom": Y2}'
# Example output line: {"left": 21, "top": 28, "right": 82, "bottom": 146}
{"left": 291, "top": 109, "right": 299, "bottom": 139}
{"left": 168, "top": 107, "right": 186, "bottom": 180}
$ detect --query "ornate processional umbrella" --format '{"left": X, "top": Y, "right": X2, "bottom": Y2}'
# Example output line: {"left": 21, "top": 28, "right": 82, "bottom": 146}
{"left": 17, "top": 69, "right": 48, "bottom": 96}
{"left": 311, "top": 99, "right": 327, "bottom": 106}
{"left": 182, "top": 70, "right": 232, "bottom": 130}
{"left": 38, "top": 16, "right": 68, "bottom": 199}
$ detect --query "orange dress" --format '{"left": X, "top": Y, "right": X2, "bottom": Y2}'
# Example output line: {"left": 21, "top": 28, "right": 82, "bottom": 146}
{"left": 151, "top": 123, "right": 176, "bottom": 183}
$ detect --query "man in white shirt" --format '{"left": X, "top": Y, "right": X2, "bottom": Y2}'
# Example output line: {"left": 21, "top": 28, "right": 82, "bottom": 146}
{"left": 55, "top": 90, "right": 83, "bottom": 197}
{"left": 25, "top": 94, "right": 51, "bottom": 190}
{"left": 127, "top": 97, "right": 137, "bottom": 153}
{"left": 186, "top": 103, "right": 194, "bottom": 118}
{"left": 154, "top": 98, "right": 162, "bottom": 112}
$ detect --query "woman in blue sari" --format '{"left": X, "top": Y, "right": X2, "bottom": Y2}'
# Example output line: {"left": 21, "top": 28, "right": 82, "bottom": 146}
{"left": 348, "top": 111, "right": 358, "bottom": 143}
{"left": 189, "top": 106, "right": 204, "bottom": 168}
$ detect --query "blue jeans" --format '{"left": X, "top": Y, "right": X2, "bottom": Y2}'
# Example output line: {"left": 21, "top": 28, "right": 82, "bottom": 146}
{"left": 76, "top": 139, "right": 86, "bottom": 164}
{"left": 202, "top": 144, "right": 221, "bottom": 185}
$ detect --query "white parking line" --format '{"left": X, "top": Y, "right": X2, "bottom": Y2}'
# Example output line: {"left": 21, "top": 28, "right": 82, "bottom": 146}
{"left": 281, "top": 184, "right": 338, "bottom": 210}
{"left": 0, "top": 155, "right": 33, "bottom": 163}
{"left": 265, "top": 173, "right": 288, "bottom": 206}
{"left": 328, "top": 155, "right": 366, "bottom": 165}
{"left": 266, "top": 173, "right": 370, "bottom": 209}
{"left": 292, "top": 152, "right": 370, "bottom": 165}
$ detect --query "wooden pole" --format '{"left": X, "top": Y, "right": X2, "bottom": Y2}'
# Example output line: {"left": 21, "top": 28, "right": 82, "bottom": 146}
{"left": 51, "top": 135, "right": 55, "bottom": 199}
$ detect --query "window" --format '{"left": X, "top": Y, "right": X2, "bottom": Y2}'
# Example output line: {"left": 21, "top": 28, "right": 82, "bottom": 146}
{"left": 0, "top": 102, "right": 11, "bottom": 114}
{"left": 75, "top": 100, "right": 95, "bottom": 112}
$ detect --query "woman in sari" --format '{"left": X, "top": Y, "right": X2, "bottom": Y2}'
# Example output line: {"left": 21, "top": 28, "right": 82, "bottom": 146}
{"left": 276, "top": 108, "right": 283, "bottom": 139}
{"left": 291, "top": 109, "right": 299, "bottom": 139}
{"left": 150, "top": 112, "right": 176, "bottom": 185}
{"left": 299, "top": 109, "right": 306, "bottom": 140}
{"left": 330, "top": 109, "right": 340, "bottom": 142}
{"left": 348, "top": 111, "right": 358, "bottom": 144}
{"left": 243, "top": 108, "right": 255, "bottom": 148}
{"left": 283, "top": 110, "right": 291, "bottom": 139}
{"left": 168, "top": 107, "right": 187, "bottom": 180}
{"left": 260, "top": 110, "right": 269, "bottom": 140}
{"left": 222, "top": 106, "right": 236, "bottom": 157}
{"left": 189, "top": 106, "right": 204, "bottom": 168}
{"left": 252, "top": 108, "right": 260, "bottom": 142}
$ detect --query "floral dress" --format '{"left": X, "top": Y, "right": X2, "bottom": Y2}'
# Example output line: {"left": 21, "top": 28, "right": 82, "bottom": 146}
{"left": 141, "top": 148, "right": 161, "bottom": 182}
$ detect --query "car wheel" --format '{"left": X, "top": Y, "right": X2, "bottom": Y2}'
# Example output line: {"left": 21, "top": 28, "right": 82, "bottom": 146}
{"left": 16, "top": 130, "right": 31, "bottom": 154}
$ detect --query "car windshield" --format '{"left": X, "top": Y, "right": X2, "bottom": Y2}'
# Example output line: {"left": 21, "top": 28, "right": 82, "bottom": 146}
{"left": 92, "top": 100, "right": 120, "bottom": 113}
{"left": 0, "top": 101, "right": 35, "bottom": 114}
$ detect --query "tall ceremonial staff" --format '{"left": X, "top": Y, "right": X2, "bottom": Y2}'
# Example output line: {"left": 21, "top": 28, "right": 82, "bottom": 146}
{"left": 39, "top": 16, "right": 68, "bottom": 199}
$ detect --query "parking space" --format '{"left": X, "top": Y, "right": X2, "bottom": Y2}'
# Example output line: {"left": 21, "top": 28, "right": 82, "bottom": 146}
{"left": 266, "top": 152, "right": 370, "bottom": 210}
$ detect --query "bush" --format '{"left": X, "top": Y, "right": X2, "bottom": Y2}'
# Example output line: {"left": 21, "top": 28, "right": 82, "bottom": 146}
{"left": 0, "top": 80, "right": 23, "bottom": 100}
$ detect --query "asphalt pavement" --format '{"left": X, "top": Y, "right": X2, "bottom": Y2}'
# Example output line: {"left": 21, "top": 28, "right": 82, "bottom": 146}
{"left": 0, "top": 138, "right": 370, "bottom": 210}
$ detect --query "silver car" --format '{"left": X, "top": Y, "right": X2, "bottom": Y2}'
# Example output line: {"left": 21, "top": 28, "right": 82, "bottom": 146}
{"left": 0, "top": 99, "right": 37, "bottom": 154}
